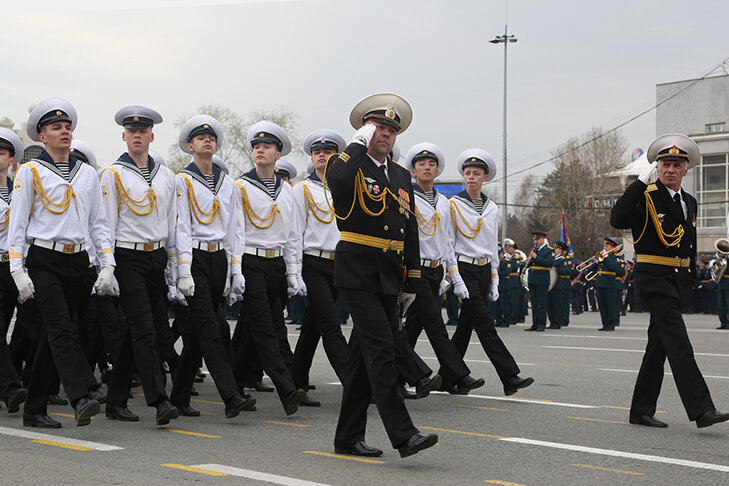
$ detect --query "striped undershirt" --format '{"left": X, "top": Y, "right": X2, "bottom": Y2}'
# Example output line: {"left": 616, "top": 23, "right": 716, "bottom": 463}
{"left": 423, "top": 191, "right": 437, "bottom": 208}
{"left": 0, "top": 186, "right": 8, "bottom": 203}
{"left": 203, "top": 173, "right": 215, "bottom": 192}
{"left": 56, "top": 162, "right": 70, "bottom": 180}
{"left": 139, "top": 166, "right": 152, "bottom": 184}
{"left": 260, "top": 178, "right": 276, "bottom": 199}
{"left": 472, "top": 198, "right": 484, "bottom": 213}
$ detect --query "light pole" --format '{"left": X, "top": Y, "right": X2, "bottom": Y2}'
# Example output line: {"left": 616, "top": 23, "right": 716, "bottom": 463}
{"left": 490, "top": 26, "right": 517, "bottom": 241}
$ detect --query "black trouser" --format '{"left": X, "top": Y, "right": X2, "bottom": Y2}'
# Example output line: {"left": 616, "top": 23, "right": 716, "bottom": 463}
{"left": 107, "top": 247, "right": 168, "bottom": 408}
{"left": 171, "top": 249, "right": 238, "bottom": 407}
{"left": 509, "top": 285, "right": 521, "bottom": 323}
{"left": 451, "top": 262, "right": 520, "bottom": 384}
{"left": 0, "top": 262, "right": 21, "bottom": 402}
{"left": 292, "top": 255, "right": 349, "bottom": 390}
{"left": 24, "top": 246, "right": 98, "bottom": 414}
{"left": 152, "top": 294, "right": 180, "bottom": 382}
{"left": 231, "top": 255, "right": 296, "bottom": 404}
{"left": 405, "top": 265, "right": 470, "bottom": 388}
{"left": 335, "top": 289, "right": 418, "bottom": 449}
{"left": 529, "top": 282, "right": 549, "bottom": 329}
{"left": 547, "top": 287, "right": 562, "bottom": 327}
{"left": 93, "top": 294, "right": 122, "bottom": 367}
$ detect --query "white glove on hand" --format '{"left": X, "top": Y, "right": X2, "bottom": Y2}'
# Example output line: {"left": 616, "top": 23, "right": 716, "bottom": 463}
{"left": 227, "top": 291, "right": 243, "bottom": 307}
{"left": 351, "top": 123, "right": 376, "bottom": 147}
{"left": 11, "top": 270, "right": 34, "bottom": 303}
{"left": 94, "top": 265, "right": 115, "bottom": 293}
{"left": 398, "top": 292, "right": 417, "bottom": 317}
{"left": 178, "top": 273, "right": 195, "bottom": 297}
{"left": 438, "top": 276, "right": 451, "bottom": 296}
{"left": 286, "top": 274, "right": 299, "bottom": 297}
{"left": 488, "top": 280, "right": 499, "bottom": 302}
{"left": 450, "top": 271, "right": 470, "bottom": 300}
{"left": 99, "top": 275, "right": 120, "bottom": 297}
{"left": 638, "top": 161, "right": 658, "bottom": 185}
{"left": 223, "top": 274, "right": 231, "bottom": 297}
{"left": 167, "top": 284, "right": 178, "bottom": 302}
{"left": 296, "top": 275, "right": 307, "bottom": 296}
{"left": 175, "top": 291, "right": 188, "bottom": 307}
{"left": 165, "top": 262, "right": 178, "bottom": 287}
{"left": 231, "top": 273, "right": 245, "bottom": 296}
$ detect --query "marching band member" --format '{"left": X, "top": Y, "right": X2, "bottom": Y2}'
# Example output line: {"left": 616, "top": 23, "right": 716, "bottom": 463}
{"left": 525, "top": 231, "right": 554, "bottom": 331}
{"left": 547, "top": 240, "right": 571, "bottom": 329}
{"left": 582, "top": 238, "right": 624, "bottom": 331}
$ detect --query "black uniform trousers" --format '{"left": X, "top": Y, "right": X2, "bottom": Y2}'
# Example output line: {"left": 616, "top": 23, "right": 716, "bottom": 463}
{"left": 509, "top": 285, "right": 522, "bottom": 324}
{"left": 92, "top": 294, "right": 122, "bottom": 368}
{"left": 24, "top": 246, "right": 97, "bottom": 414}
{"left": 171, "top": 249, "right": 238, "bottom": 407}
{"left": 10, "top": 300, "right": 47, "bottom": 388}
{"left": 231, "top": 254, "right": 296, "bottom": 404}
{"left": 0, "top": 261, "right": 22, "bottom": 402}
{"left": 405, "top": 265, "right": 470, "bottom": 388}
{"left": 291, "top": 254, "right": 349, "bottom": 390}
{"left": 107, "top": 247, "right": 168, "bottom": 408}
{"left": 335, "top": 289, "right": 418, "bottom": 449}
{"left": 596, "top": 287, "right": 619, "bottom": 330}
{"left": 451, "top": 262, "right": 520, "bottom": 384}
{"left": 152, "top": 294, "right": 180, "bottom": 383}
{"left": 547, "top": 288, "right": 562, "bottom": 328}
{"left": 528, "top": 283, "right": 548, "bottom": 329}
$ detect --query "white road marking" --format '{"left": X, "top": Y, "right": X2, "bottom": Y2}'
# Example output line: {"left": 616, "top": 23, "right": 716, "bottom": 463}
{"left": 192, "top": 464, "right": 331, "bottom": 485}
{"left": 542, "top": 334, "right": 646, "bottom": 341}
{"left": 544, "top": 345, "right": 729, "bottom": 357}
{"left": 429, "top": 392, "right": 598, "bottom": 409}
{"left": 0, "top": 426, "right": 122, "bottom": 451}
{"left": 500, "top": 437, "right": 729, "bottom": 473}
{"left": 420, "top": 356, "right": 535, "bottom": 366}
{"left": 601, "top": 368, "right": 729, "bottom": 380}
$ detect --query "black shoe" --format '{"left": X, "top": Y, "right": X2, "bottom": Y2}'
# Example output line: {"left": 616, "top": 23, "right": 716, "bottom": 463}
{"left": 130, "top": 374, "right": 141, "bottom": 388}
{"left": 717, "top": 326, "right": 729, "bottom": 330}
{"left": 178, "top": 405, "right": 201, "bottom": 417}
{"left": 283, "top": 389, "right": 306, "bottom": 416}
{"left": 696, "top": 410, "right": 729, "bottom": 428}
{"left": 300, "top": 393, "right": 321, "bottom": 407}
{"left": 629, "top": 414, "right": 668, "bottom": 428}
{"left": 89, "top": 388, "right": 106, "bottom": 404}
{"left": 47, "top": 394, "right": 68, "bottom": 406}
{"left": 335, "top": 441, "right": 383, "bottom": 457}
{"left": 156, "top": 400, "right": 179, "bottom": 425}
{"left": 74, "top": 397, "right": 100, "bottom": 426}
{"left": 415, "top": 374, "right": 442, "bottom": 398}
{"left": 23, "top": 413, "right": 62, "bottom": 428}
{"left": 397, "top": 433, "right": 438, "bottom": 458}
{"left": 598, "top": 327, "right": 615, "bottom": 331}
{"left": 194, "top": 368, "right": 205, "bottom": 383}
{"left": 400, "top": 386, "right": 418, "bottom": 400}
{"left": 535, "top": 328, "right": 545, "bottom": 332}
{"left": 6, "top": 388, "right": 27, "bottom": 413}
{"left": 503, "top": 375, "right": 534, "bottom": 396}
{"left": 105, "top": 405, "right": 139, "bottom": 421}
{"left": 456, "top": 376, "right": 485, "bottom": 395}
{"left": 190, "top": 385, "right": 199, "bottom": 396}
{"left": 524, "top": 327, "right": 538, "bottom": 332}
{"left": 308, "top": 384, "right": 316, "bottom": 391}
{"left": 547, "top": 326, "right": 561, "bottom": 329}
{"left": 225, "top": 395, "right": 256, "bottom": 418}
{"left": 248, "top": 381, "right": 274, "bottom": 392}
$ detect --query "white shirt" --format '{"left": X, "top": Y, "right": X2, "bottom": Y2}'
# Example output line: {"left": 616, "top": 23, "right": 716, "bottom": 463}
{"left": 449, "top": 192, "right": 499, "bottom": 278}
{"left": 0, "top": 178, "right": 12, "bottom": 254}
{"left": 412, "top": 187, "right": 457, "bottom": 268}
{"left": 292, "top": 174, "right": 340, "bottom": 259}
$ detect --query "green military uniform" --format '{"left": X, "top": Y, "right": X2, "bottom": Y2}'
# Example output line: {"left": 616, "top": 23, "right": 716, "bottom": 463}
{"left": 526, "top": 233, "right": 555, "bottom": 331}
{"left": 495, "top": 253, "right": 512, "bottom": 327}
{"left": 589, "top": 239, "right": 624, "bottom": 330}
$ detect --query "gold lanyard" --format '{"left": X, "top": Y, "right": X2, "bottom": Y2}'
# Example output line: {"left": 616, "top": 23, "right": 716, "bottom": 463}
{"left": 621, "top": 188, "right": 683, "bottom": 247}
{"left": 416, "top": 204, "right": 440, "bottom": 236}
{"left": 110, "top": 169, "right": 157, "bottom": 216}
{"left": 237, "top": 182, "right": 281, "bottom": 229}
{"left": 303, "top": 183, "right": 334, "bottom": 224}
{"left": 183, "top": 176, "right": 220, "bottom": 225}
{"left": 449, "top": 199, "right": 481, "bottom": 239}
{"left": 30, "top": 165, "right": 79, "bottom": 218}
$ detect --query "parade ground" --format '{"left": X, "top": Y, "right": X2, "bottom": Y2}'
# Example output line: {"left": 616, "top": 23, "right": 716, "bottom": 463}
{"left": 3, "top": 311, "right": 729, "bottom": 486}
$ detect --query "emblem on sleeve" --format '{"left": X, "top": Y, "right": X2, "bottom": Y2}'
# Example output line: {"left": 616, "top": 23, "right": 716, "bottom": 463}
{"left": 13, "top": 180, "right": 22, "bottom": 192}
{"left": 177, "top": 187, "right": 183, "bottom": 200}
{"left": 101, "top": 185, "right": 109, "bottom": 198}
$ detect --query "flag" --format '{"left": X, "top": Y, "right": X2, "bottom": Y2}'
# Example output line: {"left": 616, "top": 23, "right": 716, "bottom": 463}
{"left": 560, "top": 210, "right": 573, "bottom": 255}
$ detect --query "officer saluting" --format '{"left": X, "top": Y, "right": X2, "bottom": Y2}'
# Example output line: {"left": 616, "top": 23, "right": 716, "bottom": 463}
{"left": 611, "top": 133, "right": 729, "bottom": 428}
{"left": 327, "top": 93, "right": 437, "bottom": 458}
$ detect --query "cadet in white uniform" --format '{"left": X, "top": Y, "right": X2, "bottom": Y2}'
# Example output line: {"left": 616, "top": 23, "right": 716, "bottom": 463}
{"left": 100, "top": 105, "right": 179, "bottom": 425}
{"left": 11, "top": 98, "right": 115, "bottom": 427}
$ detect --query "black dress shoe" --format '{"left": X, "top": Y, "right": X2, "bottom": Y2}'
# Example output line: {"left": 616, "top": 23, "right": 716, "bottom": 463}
{"left": 535, "top": 328, "right": 545, "bottom": 332}
{"left": 225, "top": 395, "right": 256, "bottom": 418}
{"left": 547, "top": 325, "right": 561, "bottom": 329}
{"left": 74, "top": 397, "right": 100, "bottom": 426}
{"left": 400, "top": 386, "right": 417, "bottom": 400}
{"left": 190, "top": 385, "right": 199, "bottom": 396}
{"left": 308, "top": 384, "right": 316, "bottom": 391}
{"left": 299, "top": 393, "right": 321, "bottom": 407}
{"left": 503, "top": 375, "right": 534, "bottom": 396}
{"left": 48, "top": 394, "right": 68, "bottom": 406}
{"left": 156, "top": 400, "right": 179, "bottom": 425}
{"left": 335, "top": 441, "right": 383, "bottom": 457}
{"left": 6, "top": 388, "right": 27, "bottom": 413}
{"left": 397, "top": 433, "right": 438, "bottom": 458}
{"left": 178, "top": 405, "right": 201, "bottom": 417}
{"left": 524, "top": 327, "right": 537, "bottom": 332}
{"left": 456, "top": 376, "right": 485, "bottom": 395}
{"left": 415, "top": 374, "right": 443, "bottom": 398}
{"left": 598, "top": 327, "right": 615, "bottom": 331}
{"left": 283, "top": 389, "right": 306, "bottom": 416}
{"left": 696, "top": 410, "right": 729, "bottom": 428}
{"left": 106, "top": 405, "right": 140, "bottom": 421}
{"left": 248, "top": 381, "right": 274, "bottom": 392}
{"left": 629, "top": 414, "right": 668, "bottom": 428}
{"left": 717, "top": 326, "right": 729, "bottom": 330}
{"left": 89, "top": 388, "right": 107, "bottom": 404}
{"left": 23, "top": 413, "right": 62, "bottom": 428}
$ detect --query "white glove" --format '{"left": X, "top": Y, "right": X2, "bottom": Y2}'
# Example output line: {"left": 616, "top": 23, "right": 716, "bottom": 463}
{"left": 227, "top": 291, "right": 243, "bottom": 307}
{"left": 488, "top": 279, "right": 499, "bottom": 302}
{"left": 438, "top": 276, "right": 451, "bottom": 295}
{"left": 398, "top": 292, "right": 416, "bottom": 317}
{"left": 296, "top": 275, "right": 307, "bottom": 296}
{"left": 175, "top": 291, "right": 188, "bottom": 307}
{"left": 286, "top": 274, "right": 298, "bottom": 297}
{"left": 231, "top": 273, "right": 245, "bottom": 296}
{"left": 167, "top": 284, "right": 178, "bottom": 302}
{"left": 638, "top": 160, "right": 658, "bottom": 185}
{"left": 223, "top": 274, "right": 231, "bottom": 297}
{"left": 99, "top": 275, "right": 120, "bottom": 297}
{"left": 164, "top": 265, "right": 176, "bottom": 287}
{"left": 11, "top": 270, "right": 35, "bottom": 303}
{"left": 351, "top": 123, "right": 376, "bottom": 147}
{"left": 94, "top": 265, "right": 115, "bottom": 293}
{"left": 178, "top": 273, "right": 195, "bottom": 297}
{"left": 450, "top": 271, "right": 470, "bottom": 300}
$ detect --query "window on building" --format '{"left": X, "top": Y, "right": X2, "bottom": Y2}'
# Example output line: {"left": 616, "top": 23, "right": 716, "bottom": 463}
{"left": 698, "top": 153, "right": 728, "bottom": 228}
{"left": 706, "top": 122, "right": 726, "bottom": 134}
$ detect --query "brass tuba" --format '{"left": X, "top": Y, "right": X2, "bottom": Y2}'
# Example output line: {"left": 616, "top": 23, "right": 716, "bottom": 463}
{"left": 710, "top": 238, "right": 729, "bottom": 282}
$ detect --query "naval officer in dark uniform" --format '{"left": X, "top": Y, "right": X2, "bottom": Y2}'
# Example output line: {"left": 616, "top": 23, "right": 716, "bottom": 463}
{"left": 611, "top": 133, "right": 729, "bottom": 429}
{"left": 326, "top": 93, "right": 437, "bottom": 458}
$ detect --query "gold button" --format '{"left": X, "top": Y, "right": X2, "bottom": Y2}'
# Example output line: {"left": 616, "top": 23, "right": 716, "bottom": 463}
{"left": 384, "top": 225, "right": 389, "bottom": 231}
{"left": 400, "top": 228, "right": 404, "bottom": 234}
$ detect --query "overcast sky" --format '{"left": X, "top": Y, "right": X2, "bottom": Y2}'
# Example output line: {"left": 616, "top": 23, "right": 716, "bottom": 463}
{"left": 4, "top": 0, "right": 729, "bottom": 201}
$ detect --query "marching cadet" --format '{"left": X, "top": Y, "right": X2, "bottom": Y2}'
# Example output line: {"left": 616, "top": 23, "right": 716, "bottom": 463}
{"left": 230, "top": 120, "right": 306, "bottom": 415}
{"left": 401, "top": 142, "right": 484, "bottom": 394}
{"left": 448, "top": 148, "right": 534, "bottom": 396}
{"left": 100, "top": 105, "right": 179, "bottom": 425}
{"left": 611, "top": 133, "right": 729, "bottom": 428}
{"left": 494, "top": 244, "right": 512, "bottom": 327}
{"left": 327, "top": 93, "right": 437, "bottom": 458}
{"left": 169, "top": 115, "right": 255, "bottom": 418}
{"left": 275, "top": 159, "right": 297, "bottom": 185}
{"left": 583, "top": 238, "right": 624, "bottom": 331}
{"left": 0, "top": 128, "right": 26, "bottom": 414}
{"left": 525, "top": 231, "right": 554, "bottom": 331}
{"left": 548, "top": 241, "right": 571, "bottom": 329}
{"left": 11, "top": 98, "right": 115, "bottom": 427}
{"left": 290, "top": 129, "right": 351, "bottom": 406}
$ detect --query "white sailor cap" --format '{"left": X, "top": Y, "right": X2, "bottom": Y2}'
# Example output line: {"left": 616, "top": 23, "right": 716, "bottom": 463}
{"left": 0, "top": 127, "right": 24, "bottom": 162}
{"left": 247, "top": 120, "right": 291, "bottom": 156}
{"left": 404, "top": 142, "right": 445, "bottom": 176}
{"left": 213, "top": 154, "right": 229, "bottom": 175}
{"left": 114, "top": 105, "right": 163, "bottom": 129}
{"left": 457, "top": 148, "right": 497, "bottom": 182}
{"left": 70, "top": 139, "right": 97, "bottom": 169}
{"left": 149, "top": 150, "right": 166, "bottom": 167}
{"left": 390, "top": 142, "right": 401, "bottom": 162}
{"left": 503, "top": 238, "right": 515, "bottom": 248}
{"left": 349, "top": 92, "right": 413, "bottom": 134}
{"left": 27, "top": 97, "right": 78, "bottom": 142}
{"left": 179, "top": 114, "right": 224, "bottom": 154}
{"left": 275, "top": 159, "right": 297, "bottom": 180}
{"left": 646, "top": 133, "right": 700, "bottom": 169}
{"left": 306, "top": 162, "right": 315, "bottom": 174}
{"left": 303, "top": 129, "right": 346, "bottom": 155}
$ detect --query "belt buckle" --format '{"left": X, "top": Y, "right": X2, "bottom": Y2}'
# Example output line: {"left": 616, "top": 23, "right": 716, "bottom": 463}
{"left": 265, "top": 249, "right": 275, "bottom": 258}
{"left": 477, "top": 257, "right": 486, "bottom": 266}
{"left": 144, "top": 242, "right": 155, "bottom": 252}
{"left": 431, "top": 260, "right": 439, "bottom": 268}
{"left": 388, "top": 240, "right": 398, "bottom": 251}
{"left": 207, "top": 243, "right": 217, "bottom": 252}
{"left": 0, "top": 254, "right": 8, "bottom": 262}
{"left": 62, "top": 244, "right": 75, "bottom": 254}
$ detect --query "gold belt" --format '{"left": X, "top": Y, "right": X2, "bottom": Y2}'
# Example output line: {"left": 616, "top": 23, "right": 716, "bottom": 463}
{"left": 530, "top": 266, "right": 550, "bottom": 271}
{"left": 340, "top": 232, "right": 404, "bottom": 252}
{"left": 597, "top": 271, "right": 616, "bottom": 275}
{"left": 559, "top": 275, "right": 570, "bottom": 278}
{"left": 0, "top": 253, "right": 8, "bottom": 262}
{"left": 636, "top": 254, "right": 691, "bottom": 268}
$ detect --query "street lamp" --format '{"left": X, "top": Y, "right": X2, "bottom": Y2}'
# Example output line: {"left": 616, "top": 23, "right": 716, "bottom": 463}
{"left": 490, "top": 27, "right": 517, "bottom": 241}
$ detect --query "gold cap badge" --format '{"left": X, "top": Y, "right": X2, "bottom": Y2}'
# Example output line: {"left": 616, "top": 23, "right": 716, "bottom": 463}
{"left": 385, "top": 107, "right": 396, "bottom": 119}
{"left": 203, "top": 124, "right": 209, "bottom": 128}
{"left": 133, "top": 116, "right": 139, "bottom": 121}
{"left": 669, "top": 145, "right": 679, "bottom": 155}
{"left": 259, "top": 132, "right": 265, "bottom": 137}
